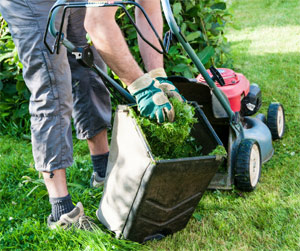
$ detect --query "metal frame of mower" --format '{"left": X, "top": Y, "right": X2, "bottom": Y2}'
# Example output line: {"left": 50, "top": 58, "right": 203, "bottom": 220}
{"left": 44, "top": 0, "right": 285, "bottom": 192}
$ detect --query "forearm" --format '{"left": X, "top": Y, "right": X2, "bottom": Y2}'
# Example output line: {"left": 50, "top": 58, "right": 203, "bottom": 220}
{"left": 135, "top": 0, "right": 164, "bottom": 72}
{"left": 84, "top": 6, "right": 143, "bottom": 86}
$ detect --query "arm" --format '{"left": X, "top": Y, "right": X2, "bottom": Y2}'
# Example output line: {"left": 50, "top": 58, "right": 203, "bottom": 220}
{"left": 84, "top": 5, "right": 143, "bottom": 86}
{"left": 84, "top": 2, "right": 174, "bottom": 123}
{"left": 135, "top": 0, "right": 164, "bottom": 72}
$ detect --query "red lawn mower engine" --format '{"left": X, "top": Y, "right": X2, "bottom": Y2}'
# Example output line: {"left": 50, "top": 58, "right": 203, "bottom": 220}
{"left": 196, "top": 67, "right": 262, "bottom": 116}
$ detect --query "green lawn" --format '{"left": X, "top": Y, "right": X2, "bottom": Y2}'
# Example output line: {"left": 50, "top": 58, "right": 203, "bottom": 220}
{"left": 1, "top": 0, "right": 300, "bottom": 250}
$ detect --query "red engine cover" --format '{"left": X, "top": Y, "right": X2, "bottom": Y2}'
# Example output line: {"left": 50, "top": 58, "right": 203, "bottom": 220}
{"left": 196, "top": 68, "right": 250, "bottom": 112}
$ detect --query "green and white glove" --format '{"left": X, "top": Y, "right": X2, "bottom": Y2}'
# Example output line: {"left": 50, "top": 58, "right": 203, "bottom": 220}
{"left": 128, "top": 73, "right": 175, "bottom": 123}
{"left": 149, "top": 68, "right": 185, "bottom": 102}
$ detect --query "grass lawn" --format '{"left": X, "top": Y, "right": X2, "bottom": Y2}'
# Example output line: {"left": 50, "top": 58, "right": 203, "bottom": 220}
{"left": 1, "top": 0, "right": 299, "bottom": 250}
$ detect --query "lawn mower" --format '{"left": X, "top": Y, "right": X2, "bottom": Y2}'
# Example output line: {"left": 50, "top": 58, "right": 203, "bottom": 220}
{"left": 160, "top": 0, "right": 285, "bottom": 190}
{"left": 44, "top": 0, "right": 285, "bottom": 242}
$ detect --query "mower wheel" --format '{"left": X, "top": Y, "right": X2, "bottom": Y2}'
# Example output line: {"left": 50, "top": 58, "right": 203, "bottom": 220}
{"left": 234, "top": 139, "right": 261, "bottom": 192}
{"left": 267, "top": 103, "right": 285, "bottom": 140}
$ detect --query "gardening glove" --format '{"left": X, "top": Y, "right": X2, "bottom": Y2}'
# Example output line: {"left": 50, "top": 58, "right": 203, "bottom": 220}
{"left": 128, "top": 73, "right": 175, "bottom": 123}
{"left": 149, "top": 68, "right": 185, "bottom": 102}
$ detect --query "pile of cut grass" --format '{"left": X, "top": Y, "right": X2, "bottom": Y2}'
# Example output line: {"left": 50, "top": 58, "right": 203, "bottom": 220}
{"left": 131, "top": 98, "right": 203, "bottom": 160}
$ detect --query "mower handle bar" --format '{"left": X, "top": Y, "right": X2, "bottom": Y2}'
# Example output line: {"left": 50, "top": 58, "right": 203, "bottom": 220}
{"left": 44, "top": 0, "right": 165, "bottom": 55}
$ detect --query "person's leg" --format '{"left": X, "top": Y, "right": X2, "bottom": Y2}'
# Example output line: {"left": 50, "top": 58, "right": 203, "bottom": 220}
{"left": 87, "top": 130, "right": 109, "bottom": 155}
{"left": 67, "top": 7, "right": 111, "bottom": 186}
{"left": 0, "top": 0, "right": 88, "bottom": 226}
{"left": 1, "top": 0, "right": 73, "bottom": 172}
{"left": 43, "top": 169, "right": 76, "bottom": 222}
{"left": 43, "top": 170, "right": 68, "bottom": 198}
{"left": 84, "top": 5, "right": 144, "bottom": 86}
{"left": 135, "top": 0, "right": 164, "bottom": 72}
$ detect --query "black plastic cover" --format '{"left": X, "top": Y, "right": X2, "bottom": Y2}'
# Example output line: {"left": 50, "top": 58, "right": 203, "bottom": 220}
{"left": 241, "top": 84, "right": 262, "bottom": 116}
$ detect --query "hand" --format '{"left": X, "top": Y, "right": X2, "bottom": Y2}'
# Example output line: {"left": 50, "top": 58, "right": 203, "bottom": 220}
{"left": 128, "top": 74, "right": 175, "bottom": 123}
{"left": 149, "top": 68, "right": 185, "bottom": 102}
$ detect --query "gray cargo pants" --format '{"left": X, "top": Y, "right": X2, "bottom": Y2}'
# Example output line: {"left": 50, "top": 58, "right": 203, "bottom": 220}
{"left": 0, "top": 0, "right": 111, "bottom": 172}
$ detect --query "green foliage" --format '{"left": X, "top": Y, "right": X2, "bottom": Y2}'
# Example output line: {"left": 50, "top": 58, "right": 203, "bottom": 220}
{"left": 169, "top": 0, "right": 233, "bottom": 72}
{"left": 209, "top": 144, "right": 227, "bottom": 157}
{"left": 117, "top": 0, "right": 233, "bottom": 78}
{"left": 0, "top": 16, "right": 30, "bottom": 136}
{"left": 131, "top": 98, "right": 203, "bottom": 160}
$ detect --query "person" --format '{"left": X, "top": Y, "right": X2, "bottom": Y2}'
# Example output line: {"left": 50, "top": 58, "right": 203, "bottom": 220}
{"left": 0, "top": 0, "right": 182, "bottom": 230}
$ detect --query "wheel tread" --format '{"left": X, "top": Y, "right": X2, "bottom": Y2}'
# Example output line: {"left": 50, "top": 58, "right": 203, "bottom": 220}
{"left": 235, "top": 139, "right": 261, "bottom": 192}
{"left": 267, "top": 103, "right": 285, "bottom": 140}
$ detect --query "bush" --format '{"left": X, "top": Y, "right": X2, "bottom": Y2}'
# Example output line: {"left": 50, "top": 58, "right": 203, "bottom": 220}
{"left": 118, "top": 0, "right": 233, "bottom": 77}
{"left": 0, "top": 17, "right": 30, "bottom": 136}
{"left": 0, "top": 0, "right": 232, "bottom": 135}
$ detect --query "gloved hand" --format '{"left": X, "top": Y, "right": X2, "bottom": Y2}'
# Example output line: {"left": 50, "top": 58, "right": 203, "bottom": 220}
{"left": 128, "top": 73, "right": 175, "bottom": 123}
{"left": 149, "top": 68, "right": 185, "bottom": 102}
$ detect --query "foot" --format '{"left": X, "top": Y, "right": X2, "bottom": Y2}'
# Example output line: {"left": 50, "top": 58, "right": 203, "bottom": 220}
{"left": 47, "top": 202, "right": 96, "bottom": 231}
{"left": 90, "top": 172, "right": 105, "bottom": 188}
